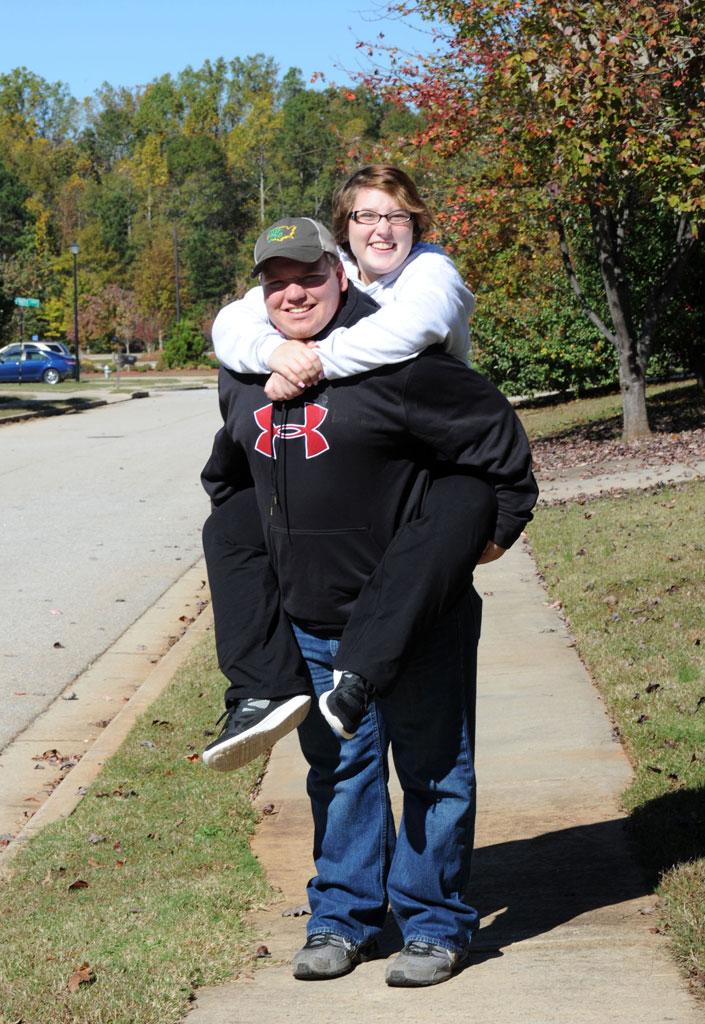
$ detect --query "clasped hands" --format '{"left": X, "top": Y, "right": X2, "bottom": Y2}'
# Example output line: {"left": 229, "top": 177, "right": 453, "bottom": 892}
{"left": 265, "top": 341, "right": 323, "bottom": 401}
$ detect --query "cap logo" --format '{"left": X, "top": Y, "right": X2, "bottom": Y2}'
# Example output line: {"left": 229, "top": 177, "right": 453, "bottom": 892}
{"left": 266, "top": 225, "right": 297, "bottom": 242}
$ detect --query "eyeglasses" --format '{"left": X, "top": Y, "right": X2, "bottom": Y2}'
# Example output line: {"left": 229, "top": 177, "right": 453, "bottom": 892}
{"left": 350, "top": 210, "right": 414, "bottom": 226}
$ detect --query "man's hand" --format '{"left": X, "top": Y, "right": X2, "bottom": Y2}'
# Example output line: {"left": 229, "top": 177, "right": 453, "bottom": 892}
{"left": 477, "top": 541, "right": 507, "bottom": 565}
{"left": 268, "top": 341, "right": 323, "bottom": 389}
{"left": 264, "top": 372, "right": 303, "bottom": 401}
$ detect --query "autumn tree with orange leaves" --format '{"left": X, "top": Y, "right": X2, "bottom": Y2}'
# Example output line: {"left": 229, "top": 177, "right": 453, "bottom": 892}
{"left": 373, "top": 0, "right": 704, "bottom": 440}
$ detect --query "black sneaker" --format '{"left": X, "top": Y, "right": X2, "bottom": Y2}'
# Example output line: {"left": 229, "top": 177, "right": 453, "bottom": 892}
{"left": 319, "top": 670, "right": 375, "bottom": 739}
{"left": 202, "top": 696, "right": 310, "bottom": 772}
{"left": 385, "top": 940, "right": 469, "bottom": 987}
{"left": 292, "top": 932, "right": 371, "bottom": 980}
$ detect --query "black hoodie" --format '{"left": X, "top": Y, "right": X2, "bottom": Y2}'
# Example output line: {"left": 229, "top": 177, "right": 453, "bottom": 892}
{"left": 202, "top": 283, "right": 538, "bottom": 636}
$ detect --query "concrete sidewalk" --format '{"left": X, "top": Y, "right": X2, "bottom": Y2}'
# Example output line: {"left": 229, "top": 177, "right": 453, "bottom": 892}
{"left": 188, "top": 539, "right": 704, "bottom": 1024}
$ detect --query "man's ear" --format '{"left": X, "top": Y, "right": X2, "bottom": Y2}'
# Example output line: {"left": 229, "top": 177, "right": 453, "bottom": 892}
{"left": 336, "top": 261, "right": 348, "bottom": 293}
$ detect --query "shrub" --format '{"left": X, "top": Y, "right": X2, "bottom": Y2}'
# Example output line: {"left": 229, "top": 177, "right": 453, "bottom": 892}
{"left": 159, "top": 319, "right": 206, "bottom": 369}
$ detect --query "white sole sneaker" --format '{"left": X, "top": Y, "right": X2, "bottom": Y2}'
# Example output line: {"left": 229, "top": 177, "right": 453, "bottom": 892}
{"left": 203, "top": 695, "right": 311, "bottom": 772}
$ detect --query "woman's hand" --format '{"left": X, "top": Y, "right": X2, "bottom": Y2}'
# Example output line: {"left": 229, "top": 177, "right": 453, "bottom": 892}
{"left": 264, "top": 372, "right": 303, "bottom": 402}
{"left": 268, "top": 341, "right": 323, "bottom": 389}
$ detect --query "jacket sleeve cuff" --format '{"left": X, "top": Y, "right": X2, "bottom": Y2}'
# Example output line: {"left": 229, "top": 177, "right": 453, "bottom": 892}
{"left": 494, "top": 513, "right": 532, "bottom": 550}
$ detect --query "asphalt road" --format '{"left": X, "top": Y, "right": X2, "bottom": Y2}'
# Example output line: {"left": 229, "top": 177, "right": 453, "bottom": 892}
{"left": 0, "top": 388, "right": 222, "bottom": 751}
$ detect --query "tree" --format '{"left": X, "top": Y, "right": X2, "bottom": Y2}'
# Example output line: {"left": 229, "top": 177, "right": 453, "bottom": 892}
{"left": 373, "top": 0, "right": 704, "bottom": 439}
{"left": 0, "top": 157, "right": 32, "bottom": 339}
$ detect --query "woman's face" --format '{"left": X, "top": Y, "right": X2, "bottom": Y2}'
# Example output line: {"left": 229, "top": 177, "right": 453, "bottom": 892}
{"left": 346, "top": 186, "right": 415, "bottom": 285}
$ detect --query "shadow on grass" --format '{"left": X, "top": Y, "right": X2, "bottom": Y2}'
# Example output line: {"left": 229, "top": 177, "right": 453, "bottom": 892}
{"left": 628, "top": 786, "right": 705, "bottom": 883}
{"left": 543, "top": 385, "right": 705, "bottom": 445}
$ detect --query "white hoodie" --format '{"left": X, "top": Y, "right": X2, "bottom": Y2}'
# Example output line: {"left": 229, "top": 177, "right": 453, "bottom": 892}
{"left": 211, "top": 242, "right": 475, "bottom": 379}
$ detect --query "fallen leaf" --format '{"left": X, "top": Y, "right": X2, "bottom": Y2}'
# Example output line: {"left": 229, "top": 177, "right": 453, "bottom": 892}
{"left": 282, "top": 904, "right": 310, "bottom": 918}
{"left": 67, "top": 961, "right": 95, "bottom": 993}
{"left": 185, "top": 753, "right": 200, "bottom": 762}
{"left": 262, "top": 803, "right": 276, "bottom": 815}
{"left": 115, "top": 859, "right": 126, "bottom": 868}
{"left": 67, "top": 879, "right": 89, "bottom": 891}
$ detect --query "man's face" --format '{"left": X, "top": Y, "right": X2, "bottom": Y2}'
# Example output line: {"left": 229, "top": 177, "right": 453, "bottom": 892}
{"left": 261, "top": 256, "right": 347, "bottom": 339}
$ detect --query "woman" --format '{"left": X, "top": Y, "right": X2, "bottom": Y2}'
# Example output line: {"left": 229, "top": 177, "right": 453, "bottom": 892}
{"left": 202, "top": 166, "right": 500, "bottom": 768}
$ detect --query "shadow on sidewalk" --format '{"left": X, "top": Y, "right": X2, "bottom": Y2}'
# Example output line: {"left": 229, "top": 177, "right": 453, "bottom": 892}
{"left": 468, "top": 788, "right": 705, "bottom": 952}
{"left": 470, "top": 817, "right": 646, "bottom": 951}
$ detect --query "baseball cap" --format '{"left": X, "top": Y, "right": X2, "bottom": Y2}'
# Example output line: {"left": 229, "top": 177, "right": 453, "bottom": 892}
{"left": 252, "top": 218, "right": 339, "bottom": 277}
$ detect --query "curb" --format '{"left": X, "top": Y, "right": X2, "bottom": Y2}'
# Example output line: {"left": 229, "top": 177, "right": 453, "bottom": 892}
{"left": 0, "top": 570, "right": 213, "bottom": 875}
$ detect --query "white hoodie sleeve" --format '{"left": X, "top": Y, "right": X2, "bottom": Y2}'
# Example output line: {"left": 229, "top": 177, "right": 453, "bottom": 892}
{"left": 211, "top": 286, "right": 281, "bottom": 372}
{"left": 211, "top": 245, "right": 475, "bottom": 377}
{"left": 315, "top": 248, "right": 475, "bottom": 379}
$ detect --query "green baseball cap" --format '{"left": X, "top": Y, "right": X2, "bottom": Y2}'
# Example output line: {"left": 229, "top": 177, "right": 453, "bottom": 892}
{"left": 252, "top": 218, "right": 339, "bottom": 277}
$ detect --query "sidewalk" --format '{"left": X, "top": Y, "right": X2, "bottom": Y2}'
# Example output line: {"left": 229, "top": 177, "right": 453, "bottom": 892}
{"left": 188, "top": 538, "right": 704, "bottom": 1024}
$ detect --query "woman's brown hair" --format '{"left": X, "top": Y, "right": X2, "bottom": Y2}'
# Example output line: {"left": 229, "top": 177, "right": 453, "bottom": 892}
{"left": 331, "top": 165, "right": 434, "bottom": 257}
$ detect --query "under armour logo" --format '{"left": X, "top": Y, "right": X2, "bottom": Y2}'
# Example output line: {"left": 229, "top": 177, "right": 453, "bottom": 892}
{"left": 254, "top": 403, "right": 330, "bottom": 459}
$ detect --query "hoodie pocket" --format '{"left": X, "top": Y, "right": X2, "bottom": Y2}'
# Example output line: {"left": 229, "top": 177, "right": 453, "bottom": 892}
{"left": 267, "top": 525, "right": 383, "bottom": 627}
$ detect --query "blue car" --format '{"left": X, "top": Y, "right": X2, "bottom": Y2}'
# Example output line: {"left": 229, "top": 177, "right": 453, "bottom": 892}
{"left": 0, "top": 343, "right": 77, "bottom": 385}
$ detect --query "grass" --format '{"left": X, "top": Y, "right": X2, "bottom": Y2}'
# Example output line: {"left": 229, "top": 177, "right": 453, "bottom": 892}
{"left": 516, "top": 379, "right": 696, "bottom": 441}
{"left": 528, "top": 480, "right": 705, "bottom": 989}
{"left": 0, "top": 638, "right": 271, "bottom": 1024}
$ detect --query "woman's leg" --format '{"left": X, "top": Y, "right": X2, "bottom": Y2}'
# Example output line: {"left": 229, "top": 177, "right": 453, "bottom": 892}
{"left": 201, "top": 488, "right": 312, "bottom": 771}
{"left": 202, "top": 488, "right": 310, "bottom": 703}
{"left": 333, "top": 471, "right": 496, "bottom": 696}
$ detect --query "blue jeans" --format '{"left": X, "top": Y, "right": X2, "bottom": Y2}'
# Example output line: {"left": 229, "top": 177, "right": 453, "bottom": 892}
{"left": 293, "top": 589, "right": 481, "bottom": 952}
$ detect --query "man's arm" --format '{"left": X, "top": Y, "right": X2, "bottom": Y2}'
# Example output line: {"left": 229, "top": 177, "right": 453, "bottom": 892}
{"left": 200, "top": 372, "right": 253, "bottom": 507}
{"left": 201, "top": 426, "right": 252, "bottom": 507}
{"left": 403, "top": 354, "right": 539, "bottom": 549}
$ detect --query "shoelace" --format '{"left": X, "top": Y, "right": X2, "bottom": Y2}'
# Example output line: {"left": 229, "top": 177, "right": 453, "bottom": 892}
{"left": 306, "top": 933, "right": 350, "bottom": 950}
{"left": 403, "top": 941, "right": 446, "bottom": 957}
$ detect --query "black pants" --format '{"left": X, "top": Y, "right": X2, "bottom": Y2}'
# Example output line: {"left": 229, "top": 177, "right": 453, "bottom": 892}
{"left": 202, "top": 472, "right": 497, "bottom": 707}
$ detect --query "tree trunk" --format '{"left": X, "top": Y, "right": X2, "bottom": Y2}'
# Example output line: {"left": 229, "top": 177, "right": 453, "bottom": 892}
{"left": 590, "top": 202, "right": 652, "bottom": 441}
{"left": 617, "top": 347, "right": 651, "bottom": 441}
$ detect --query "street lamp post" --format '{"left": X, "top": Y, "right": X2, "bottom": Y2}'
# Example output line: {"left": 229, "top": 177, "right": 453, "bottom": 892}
{"left": 69, "top": 242, "right": 80, "bottom": 383}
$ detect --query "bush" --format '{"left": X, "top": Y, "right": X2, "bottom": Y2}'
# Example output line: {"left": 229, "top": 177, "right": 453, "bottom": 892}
{"left": 472, "top": 278, "right": 618, "bottom": 397}
{"left": 159, "top": 319, "right": 206, "bottom": 369}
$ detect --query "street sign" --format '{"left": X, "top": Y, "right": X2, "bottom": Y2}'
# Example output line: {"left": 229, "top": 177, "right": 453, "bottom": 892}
{"left": 14, "top": 297, "right": 41, "bottom": 308}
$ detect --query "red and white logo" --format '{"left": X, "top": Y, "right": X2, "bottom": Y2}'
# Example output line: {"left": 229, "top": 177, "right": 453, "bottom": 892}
{"left": 254, "top": 403, "right": 330, "bottom": 460}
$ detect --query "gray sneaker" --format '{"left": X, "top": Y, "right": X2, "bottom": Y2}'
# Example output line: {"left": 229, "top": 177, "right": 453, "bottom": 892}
{"left": 202, "top": 696, "right": 310, "bottom": 772}
{"left": 385, "top": 941, "right": 468, "bottom": 987}
{"left": 292, "top": 932, "right": 370, "bottom": 980}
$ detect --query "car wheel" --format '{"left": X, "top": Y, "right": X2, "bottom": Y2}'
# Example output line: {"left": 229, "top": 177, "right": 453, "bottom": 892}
{"left": 42, "top": 368, "right": 61, "bottom": 385}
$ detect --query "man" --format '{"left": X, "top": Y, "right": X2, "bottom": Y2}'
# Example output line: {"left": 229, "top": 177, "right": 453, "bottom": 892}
{"left": 202, "top": 218, "right": 538, "bottom": 987}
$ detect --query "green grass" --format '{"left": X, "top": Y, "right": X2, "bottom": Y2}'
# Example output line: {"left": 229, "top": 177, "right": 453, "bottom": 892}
{"left": 516, "top": 379, "right": 696, "bottom": 441}
{"left": 528, "top": 480, "right": 705, "bottom": 988}
{"left": 0, "top": 639, "right": 270, "bottom": 1024}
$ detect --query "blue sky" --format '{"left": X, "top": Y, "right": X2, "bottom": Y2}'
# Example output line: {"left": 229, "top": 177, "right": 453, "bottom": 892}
{"left": 0, "top": 0, "right": 440, "bottom": 100}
